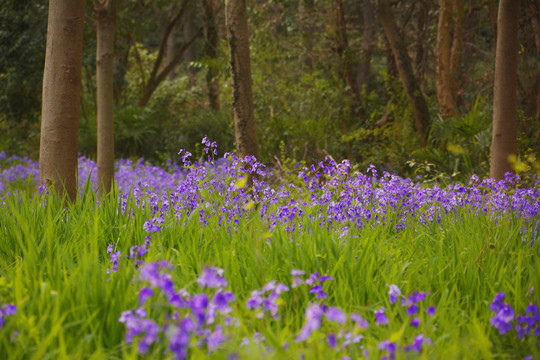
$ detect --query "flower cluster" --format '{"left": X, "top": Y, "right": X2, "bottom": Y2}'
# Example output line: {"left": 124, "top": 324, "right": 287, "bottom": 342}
{"left": 119, "top": 262, "right": 439, "bottom": 359}
{"left": 120, "top": 263, "right": 239, "bottom": 359}
{"left": 490, "top": 292, "right": 540, "bottom": 339}
{"left": 246, "top": 280, "right": 289, "bottom": 319}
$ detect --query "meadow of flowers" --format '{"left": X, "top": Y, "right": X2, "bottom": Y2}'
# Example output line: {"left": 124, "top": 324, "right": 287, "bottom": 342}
{"left": 0, "top": 140, "right": 539, "bottom": 359}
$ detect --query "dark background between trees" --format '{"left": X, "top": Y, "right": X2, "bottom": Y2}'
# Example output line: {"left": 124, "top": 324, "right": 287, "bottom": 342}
{"left": 1, "top": 0, "right": 539, "bottom": 182}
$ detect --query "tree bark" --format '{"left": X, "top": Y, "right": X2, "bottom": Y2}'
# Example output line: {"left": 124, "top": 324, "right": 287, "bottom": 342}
{"left": 225, "top": 0, "right": 260, "bottom": 160}
{"left": 39, "top": 0, "right": 85, "bottom": 202}
{"left": 356, "top": 0, "right": 375, "bottom": 94}
{"left": 436, "top": 0, "right": 464, "bottom": 118}
{"left": 203, "top": 0, "right": 221, "bottom": 110}
{"left": 95, "top": 0, "right": 116, "bottom": 200}
{"left": 490, "top": 0, "right": 519, "bottom": 180}
{"left": 378, "top": 0, "right": 430, "bottom": 145}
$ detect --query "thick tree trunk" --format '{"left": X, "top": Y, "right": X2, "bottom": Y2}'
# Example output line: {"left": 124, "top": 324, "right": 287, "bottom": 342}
{"left": 378, "top": 0, "right": 430, "bottom": 145}
{"left": 490, "top": 0, "right": 519, "bottom": 180}
{"left": 436, "top": 0, "right": 464, "bottom": 118}
{"left": 356, "top": 0, "right": 375, "bottom": 94}
{"left": 225, "top": 0, "right": 260, "bottom": 160}
{"left": 95, "top": 0, "right": 116, "bottom": 200}
{"left": 203, "top": 0, "right": 221, "bottom": 110}
{"left": 39, "top": 0, "right": 85, "bottom": 202}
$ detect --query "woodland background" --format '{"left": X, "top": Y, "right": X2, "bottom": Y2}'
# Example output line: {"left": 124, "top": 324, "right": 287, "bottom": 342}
{"left": 1, "top": 0, "right": 539, "bottom": 181}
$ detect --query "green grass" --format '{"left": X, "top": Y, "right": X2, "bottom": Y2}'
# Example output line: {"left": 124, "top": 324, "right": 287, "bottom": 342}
{"left": 0, "top": 187, "right": 538, "bottom": 359}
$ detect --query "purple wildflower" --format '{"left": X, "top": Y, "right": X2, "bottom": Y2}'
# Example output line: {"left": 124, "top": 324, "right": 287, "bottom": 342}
{"left": 197, "top": 267, "right": 228, "bottom": 289}
{"left": 326, "top": 307, "right": 347, "bottom": 324}
{"left": 387, "top": 284, "right": 401, "bottom": 305}
{"left": 375, "top": 308, "right": 388, "bottom": 326}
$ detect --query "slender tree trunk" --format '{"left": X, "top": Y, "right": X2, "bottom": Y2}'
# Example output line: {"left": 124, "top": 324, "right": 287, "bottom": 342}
{"left": 95, "top": 0, "right": 116, "bottom": 200}
{"left": 203, "top": 0, "right": 221, "bottom": 110}
{"left": 138, "top": 25, "right": 202, "bottom": 107}
{"left": 436, "top": 0, "right": 465, "bottom": 118}
{"left": 357, "top": 0, "right": 375, "bottom": 94}
{"left": 490, "top": 0, "right": 519, "bottom": 180}
{"left": 378, "top": 0, "right": 430, "bottom": 145}
{"left": 39, "top": 0, "right": 85, "bottom": 202}
{"left": 225, "top": 0, "right": 260, "bottom": 160}
{"left": 184, "top": 3, "right": 197, "bottom": 87}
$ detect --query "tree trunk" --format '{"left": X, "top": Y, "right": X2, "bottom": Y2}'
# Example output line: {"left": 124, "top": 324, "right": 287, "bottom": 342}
{"left": 203, "top": 0, "right": 221, "bottom": 110}
{"left": 184, "top": 3, "right": 197, "bottom": 87}
{"left": 95, "top": 0, "right": 116, "bottom": 200}
{"left": 356, "top": 0, "right": 375, "bottom": 94}
{"left": 137, "top": 25, "right": 202, "bottom": 108}
{"left": 225, "top": 0, "right": 260, "bottom": 160}
{"left": 490, "top": 0, "right": 519, "bottom": 180}
{"left": 436, "top": 0, "right": 464, "bottom": 118}
{"left": 378, "top": 0, "right": 430, "bottom": 145}
{"left": 39, "top": 0, "right": 85, "bottom": 202}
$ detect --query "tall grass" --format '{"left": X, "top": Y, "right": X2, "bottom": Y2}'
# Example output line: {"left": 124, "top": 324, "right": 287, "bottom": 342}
{"left": 0, "top": 182, "right": 538, "bottom": 359}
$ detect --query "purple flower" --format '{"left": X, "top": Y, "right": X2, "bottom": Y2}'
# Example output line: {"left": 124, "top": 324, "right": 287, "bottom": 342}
{"left": 309, "top": 285, "right": 328, "bottom": 299}
{"left": 405, "top": 334, "right": 431, "bottom": 353}
{"left": 327, "top": 333, "right": 337, "bottom": 348}
{"left": 246, "top": 290, "right": 263, "bottom": 309}
{"left": 350, "top": 313, "right": 369, "bottom": 329}
{"left": 378, "top": 339, "right": 397, "bottom": 359}
{"left": 207, "top": 324, "right": 226, "bottom": 352}
{"left": 139, "top": 288, "right": 154, "bottom": 305}
{"left": 326, "top": 307, "right": 347, "bottom": 324}
{"left": 319, "top": 275, "right": 334, "bottom": 282}
{"left": 408, "top": 291, "right": 427, "bottom": 303}
{"left": 525, "top": 304, "right": 538, "bottom": 315}
{"left": 296, "top": 304, "right": 323, "bottom": 343}
{"left": 290, "top": 269, "right": 305, "bottom": 276}
{"left": 375, "top": 308, "right": 388, "bottom": 326}
{"left": 490, "top": 303, "right": 514, "bottom": 335}
{"left": 407, "top": 304, "right": 419, "bottom": 316}
{"left": 2, "top": 304, "right": 16, "bottom": 316}
{"left": 490, "top": 292, "right": 506, "bottom": 312}
{"left": 411, "top": 317, "right": 420, "bottom": 328}
{"left": 427, "top": 306, "right": 436, "bottom": 316}
{"left": 387, "top": 284, "right": 401, "bottom": 305}
{"left": 197, "top": 267, "right": 228, "bottom": 289}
